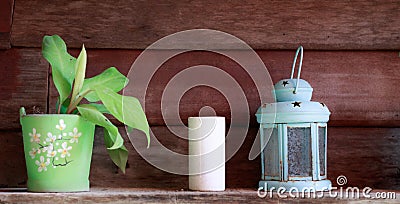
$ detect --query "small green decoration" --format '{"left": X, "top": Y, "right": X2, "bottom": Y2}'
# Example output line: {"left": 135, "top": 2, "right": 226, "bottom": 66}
{"left": 20, "top": 35, "right": 150, "bottom": 192}
{"left": 41, "top": 35, "right": 150, "bottom": 173}
{"left": 20, "top": 113, "right": 95, "bottom": 192}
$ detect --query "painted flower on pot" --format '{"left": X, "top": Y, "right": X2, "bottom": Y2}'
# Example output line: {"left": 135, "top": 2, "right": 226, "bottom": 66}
{"left": 46, "top": 144, "right": 57, "bottom": 158}
{"left": 46, "top": 133, "right": 56, "bottom": 143}
{"left": 35, "top": 156, "right": 50, "bottom": 172}
{"left": 69, "top": 128, "right": 81, "bottom": 143}
{"left": 29, "top": 128, "right": 41, "bottom": 143}
{"left": 29, "top": 148, "right": 40, "bottom": 159}
{"left": 56, "top": 119, "right": 66, "bottom": 131}
{"left": 28, "top": 119, "right": 83, "bottom": 172}
{"left": 58, "top": 142, "right": 72, "bottom": 158}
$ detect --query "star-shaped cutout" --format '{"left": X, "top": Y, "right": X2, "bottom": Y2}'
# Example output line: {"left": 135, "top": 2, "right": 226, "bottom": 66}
{"left": 282, "top": 80, "right": 289, "bottom": 87}
{"left": 320, "top": 103, "right": 325, "bottom": 107}
{"left": 292, "top": 101, "right": 301, "bottom": 107}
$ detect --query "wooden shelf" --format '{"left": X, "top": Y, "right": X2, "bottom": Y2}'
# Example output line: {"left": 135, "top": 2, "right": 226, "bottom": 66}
{"left": 0, "top": 188, "right": 399, "bottom": 203}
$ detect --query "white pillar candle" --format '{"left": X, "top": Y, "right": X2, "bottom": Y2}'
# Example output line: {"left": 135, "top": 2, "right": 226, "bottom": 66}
{"left": 188, "top": 116, "right": 225, "bottom": 191}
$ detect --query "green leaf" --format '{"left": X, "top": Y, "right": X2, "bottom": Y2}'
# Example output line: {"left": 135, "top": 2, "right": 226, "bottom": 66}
{"left": 81, "top": 67, "right": 128, "bottom": 102}
{"left": 94, "top": 87, "right": 150, "bottom": 147}
{"left": 70, "top": 45, "right": 87, "bottom": 103}
{"left": 76, "top": 104, "right": 123, "bottom": 150}
{"left": 104, "top": 129, "right": 128, "bottom": 173}
{"left": 56, "top": 98, "right": 72, "bottom": 114}
{"left": 42, "top": 35, "right": 76, "bottom": 105}
{"left": 77, "top": 104, "right": 127, "bottom": 173}
{"left": 89, "top": 103, "right": 110, "bottom": 114}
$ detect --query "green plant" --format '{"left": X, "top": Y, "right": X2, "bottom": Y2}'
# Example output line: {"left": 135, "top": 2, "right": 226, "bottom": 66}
{"left": 42, "top": 35, "right": 149, "bottom": 173}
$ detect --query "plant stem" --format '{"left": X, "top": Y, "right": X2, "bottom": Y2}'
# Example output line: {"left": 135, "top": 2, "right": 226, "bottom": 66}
{"left": 66, "top": 89, "right": 91, "bottom": 114}
{"left": 57, "top": 98, "right": 62, "bottom": 114}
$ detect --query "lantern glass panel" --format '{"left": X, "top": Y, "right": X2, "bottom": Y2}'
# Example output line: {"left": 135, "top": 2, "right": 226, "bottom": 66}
{"left": 264, "top": 127, "right": 280, "bottom": 178}
{"left": 318, "top": 126, "right": 326, "bottom": 176}
{"left": 287, "top": 127, "right": 312, "bottom": 177}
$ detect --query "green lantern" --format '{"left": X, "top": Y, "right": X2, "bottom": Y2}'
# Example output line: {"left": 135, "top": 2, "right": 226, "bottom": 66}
{"left": 256, "top": 46, "right": 331, "bottom": 192}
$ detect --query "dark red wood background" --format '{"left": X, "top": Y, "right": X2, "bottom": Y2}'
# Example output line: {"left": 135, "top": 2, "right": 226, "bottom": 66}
{"left": 0, "top": 0, "right": 400, "bottom": 190}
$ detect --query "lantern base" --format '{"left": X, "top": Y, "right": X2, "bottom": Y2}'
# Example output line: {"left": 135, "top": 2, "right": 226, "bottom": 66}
{"left": 259, "top": 180, "right": 331, "bottom": 192}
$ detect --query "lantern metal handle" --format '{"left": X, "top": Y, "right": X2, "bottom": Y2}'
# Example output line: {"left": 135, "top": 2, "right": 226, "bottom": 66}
{"left": 290, "top": 46, "right": 303, "bottom": 94}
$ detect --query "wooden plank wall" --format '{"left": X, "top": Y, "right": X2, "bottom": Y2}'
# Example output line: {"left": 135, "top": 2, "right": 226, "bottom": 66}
{"left": 48, "top": 50, "right": 400, "bottom": 127}
{"left": 10, "top": 0, "right": 400, "bottom": 50}
{"left": 0, "top": 0, "right": 13, "bottom": 49}
{"left": 0, "top": 0, "right": 400, "bottom": 190}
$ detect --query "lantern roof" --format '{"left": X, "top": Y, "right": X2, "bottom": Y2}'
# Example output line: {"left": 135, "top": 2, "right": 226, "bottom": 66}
{"left": 256, "top": 46, "right": 330, "bottom": 124}
{"left": 274, "top": 78, "right": 313, "bottom": 102}
{"left": 256, "top": 100, "right": 330, "bottom": 124}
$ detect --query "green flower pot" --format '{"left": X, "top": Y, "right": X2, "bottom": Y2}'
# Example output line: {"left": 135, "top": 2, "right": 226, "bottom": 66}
{"left": 20, "top": 108, "right": 95, "bottom": 192}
